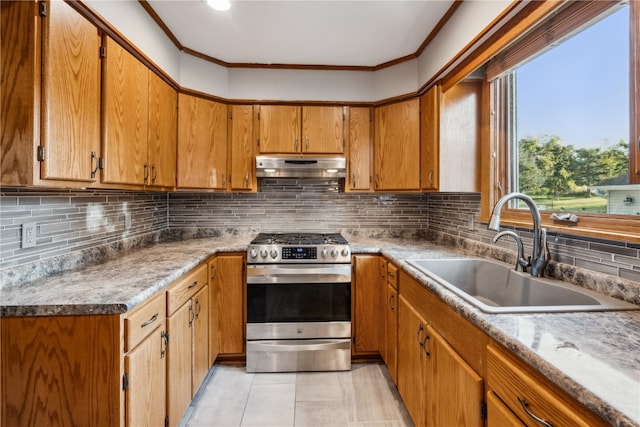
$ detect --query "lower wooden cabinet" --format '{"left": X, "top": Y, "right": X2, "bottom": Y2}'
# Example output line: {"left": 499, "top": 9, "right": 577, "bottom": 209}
{"left": 352, "top": 255, "right": 384, "bottom": 356}
{"left": 384, "top": 262, "right": 399, "bottom": 384}
{"left": 210, "top": 254, "right": 246, "bottom": 357}
{"left": 487, "top": 391, "right": 525, "bottom": 427}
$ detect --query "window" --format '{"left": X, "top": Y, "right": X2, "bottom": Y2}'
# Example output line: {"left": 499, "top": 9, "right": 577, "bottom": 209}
{"left": 485, "top": 0, "right": 639, "bottom": 241}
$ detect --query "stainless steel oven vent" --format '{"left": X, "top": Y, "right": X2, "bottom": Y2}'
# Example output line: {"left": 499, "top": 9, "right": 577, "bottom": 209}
{"left": 255, "top": 156, "right": 346, "bottom": 179}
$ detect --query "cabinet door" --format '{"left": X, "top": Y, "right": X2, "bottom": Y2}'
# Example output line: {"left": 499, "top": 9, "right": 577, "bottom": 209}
{"left": 385, "top": 283, "right": 398, "bottom": 385}
{"left": 229, "top": 104, "right": 256, "bottom": 191}
{"left": 487, "top": 391, "right": 525, "bottom": 427}
{"left": 102, "top": 36, "right": 149, "bottom": 186}
{"left": 301, "top": 106, "right": 344, "bottom": 153}
{"left": 374, "top": 98, "right": 420, "bottom": 190}
{"left": 212, "top": 255, "right": 245, "bottom": 355}
{"left": 167, "top": 302, "right": 192, "bottom": 427}
{"left": 420, "top": 85, "right": 440, "bottom": 191}
{"left": 208, "top": 260, "right": 219, "bottom": 366}
{"left": 192, "top": 285, "right": 209, "bottom": 397}
{"left": 147, "top": 71, "right": 177, "bottom": 188}
{"left": 397, "top": 295, "right": 427, "bottom": 427}
{"left": 425, "top": 324, "right": 483, "bottom": 427}
{"left": 125, "top": 326, "right": 167, "bottom": 427}
{"left": 352, "top": 255, "right": 383, "bottom": 355}
{"left": 177, "top": 94, "right": 228, "bottom": 189}
{"left": 41, "top": 0, "right": 101, "bottom": 183}
{"left": 347, "top": 107, "right": 372, "bottom": 191}
{"left": 256, "top": 105, "right": 301, "bottom": 153}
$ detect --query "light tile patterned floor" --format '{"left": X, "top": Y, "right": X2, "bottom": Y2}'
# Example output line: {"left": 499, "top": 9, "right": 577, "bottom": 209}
{"left": 183, "top": 363, "right": 414, "bottom": 427}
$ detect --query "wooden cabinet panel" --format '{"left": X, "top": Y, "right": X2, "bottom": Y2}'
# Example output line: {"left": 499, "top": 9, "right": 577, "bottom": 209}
{"left": 487, "top": 391, "right": 525, "bottom": 427}
{"left": 426, "top": 324, "right": 483, "bottom": 427}
{"left": 177, "top": 94, "right": 228, "bottom": 189}
{"left": 192, "top": 285, "right": 209, "bottom": 397}
{"left": 385, "top": 283, "right": 398, "bottom": 385}
{"left": 208, "top": 260, "right": 219, "bottom": 366}
{"left": 420, "top": 85, "right": 440, "bottom": 191}
{"left": 41, "top": 0, "right": 101, "bottom": 183}
{"left": 167, "top": 301, "right": 192, "bottom": 427}
{"left": 397, "top": 294, "right": 427, "bottom": 427}
{"left": 124, "top": 291, "right": 166, "bottom": 352}
{"left": 147, "top": 71, "right": 177, "bottom": 188}
{"left": 257, "top": 105, "right": 301, "bottom": 153}
{"left": 374, "top": 98, "right": 420, "bottom": 190}
{"left": 352, "top": 255, "right": 383, "bottom": 355}
{"left": 229, "top": 104, "right": 256, "bottom": 191}
{"left": 1, "top": 315, "right": 122, "bottom": 427}
{"left": 102, "top": 36, "right": 149, "bottom": 186}
{"left": 211, "top": 254, "right": 245, "bottom": 355}
{"left": 302, "top": 106, "right": 344, "bottom": 153}
{"left": 347, "top": 107, "right": 373, "bottom": 191}
{"left": 125, "top": 325, "right": 167, "bottom": 427}
{"left": 166, "top": 263, "right": 207, "bottom": 316}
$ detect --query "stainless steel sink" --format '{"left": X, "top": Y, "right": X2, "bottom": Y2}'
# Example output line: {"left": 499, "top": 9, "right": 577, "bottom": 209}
{"left": 407, "top": 258, "right": 640, "bottom": 313}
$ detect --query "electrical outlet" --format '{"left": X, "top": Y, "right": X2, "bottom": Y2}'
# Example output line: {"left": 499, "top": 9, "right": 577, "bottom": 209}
{"left": 22, "top": 222, "right": 37, "bottom": 248}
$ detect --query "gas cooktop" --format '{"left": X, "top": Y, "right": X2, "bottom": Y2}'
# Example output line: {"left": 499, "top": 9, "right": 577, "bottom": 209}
{"left": 250, "top": 232, "right": 348, "bottom": 246}
{"left": 248, "top": 232, "right": 350, "bottom": 263}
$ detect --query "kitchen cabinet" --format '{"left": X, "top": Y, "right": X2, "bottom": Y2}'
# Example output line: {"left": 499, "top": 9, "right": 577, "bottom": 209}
{"left": 374, "top": 98, "right": 421, "bottom": 191}
{"left": 384, "top": 262, "right": 398, "bottom": 384}
{"left": 397, "top": 270, "right": 484, "bottom": 427}
{"left": 487, "top": 391, "right": 525, "bottom": 427}
{"left": 177, "top": 94, "right": 228, "bottom": 190}
{"left": 256, "top": 105, "right": 345, "bottom": 154}
{"left": 229, "top": 104, "right": 257, "bottom": 191}
{"left": 124, "top": 292, "right": 168, "bottom": 427}
{"left": 1, "top": 0, "right": 101, "bottom": 187}
{"left": 210, "top": 254, "right": 246, "bottom": 357}
{"left": 147, "top": 71, "right": 178, "bottom": 188}
{"left": 166, "top": 263, "right": 209, "bottom": 427}
{"left": 352, "top": 255, "right": 384, "bottom": 356}
{"left": 102, "top": 35, "right": 149, "bottom": 187}
{"left": 486, "top": 343, "right": 607, "bottom": 427}
{"left": 420, "top": 85, "right": 440, "bottom": 191}
{"left": 346, "top": 107, "right": 373, "bottom": 191}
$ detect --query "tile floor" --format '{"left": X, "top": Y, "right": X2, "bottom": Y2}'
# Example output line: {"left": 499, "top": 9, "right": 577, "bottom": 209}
{"left": 182, "top": 363, "right": 414, "bottom": 427}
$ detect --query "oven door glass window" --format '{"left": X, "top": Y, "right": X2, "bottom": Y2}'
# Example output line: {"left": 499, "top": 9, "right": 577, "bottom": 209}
{"left": 247, "top": 282, "right": 351, "bottom": 323}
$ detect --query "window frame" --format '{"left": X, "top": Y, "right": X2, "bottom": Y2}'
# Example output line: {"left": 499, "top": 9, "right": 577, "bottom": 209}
{"left": 480, "top": 0, "right": 640, "bottom": 243}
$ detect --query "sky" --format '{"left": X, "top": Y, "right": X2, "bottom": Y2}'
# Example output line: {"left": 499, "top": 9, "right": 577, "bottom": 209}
{"left": 516, "top": 5, "right": 629, "bottom": 150}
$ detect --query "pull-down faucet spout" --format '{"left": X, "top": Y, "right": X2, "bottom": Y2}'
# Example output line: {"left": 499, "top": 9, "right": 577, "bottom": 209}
{"left": 488, "top": 192, "right": 550, "bottom": 277}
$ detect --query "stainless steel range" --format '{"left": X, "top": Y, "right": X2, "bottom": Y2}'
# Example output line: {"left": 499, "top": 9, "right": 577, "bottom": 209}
{"left": 246, "top": 232, "right": 352, "bottom": 373}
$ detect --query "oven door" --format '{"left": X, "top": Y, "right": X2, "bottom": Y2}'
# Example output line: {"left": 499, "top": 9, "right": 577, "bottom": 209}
{"left": 246, "top": 264, "right": 351, "bottom": 324}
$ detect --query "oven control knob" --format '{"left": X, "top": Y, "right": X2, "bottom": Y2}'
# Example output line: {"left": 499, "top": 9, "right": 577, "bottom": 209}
{"left": 250, "top": 249, "right": 258, "bottom": 259}
{"left": 341, "top": 248, "right": 350, "bottom": 257}
{"left": 331, "top": 249, "right": 339, "bottom": 257}
{"left": 260, "top": 249, "right": 268, "bottom": 258}
{"left": 321, "top": 248, "right": 329, "bottom": 258}
{"left": 270, "top": 249, "right": 278, "bottom": 259}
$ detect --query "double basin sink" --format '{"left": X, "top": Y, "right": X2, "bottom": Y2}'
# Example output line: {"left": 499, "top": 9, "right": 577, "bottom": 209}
{"left": 407, "top": 258, "right": 639, "bottom": 313}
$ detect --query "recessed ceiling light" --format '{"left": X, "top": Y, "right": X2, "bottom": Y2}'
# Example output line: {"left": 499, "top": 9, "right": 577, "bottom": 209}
{"left": 205, "top": 0, "right": 230, "bottom": 11}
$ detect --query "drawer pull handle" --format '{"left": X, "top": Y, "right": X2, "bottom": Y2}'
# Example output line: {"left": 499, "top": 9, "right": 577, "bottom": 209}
{"left": 518, "top": 397, "right": 553, "bottom": 427}
{"left": 416, "top": 323, "right": 424, "bottom": 346}
{"left": 141, "top": 313, "right": 158, "bottom": 328}
{"left": 188, "top": 281, "right": 198, "bottom": 289}
{"left": 388, "top": 294, "right": 395, "bottom": 310}
{"left": 387, "top": 272, "right": 395, "bottom": 279}
{"left": 422, "top": 333, "right": 430, "bottom": 358}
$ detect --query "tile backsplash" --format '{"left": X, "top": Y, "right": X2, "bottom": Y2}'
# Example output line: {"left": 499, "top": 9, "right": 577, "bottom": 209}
{"left": 1, "top": 184, "right": 639, "bottom": 288}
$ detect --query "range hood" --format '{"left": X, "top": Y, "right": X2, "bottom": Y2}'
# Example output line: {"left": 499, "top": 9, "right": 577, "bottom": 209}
{"left": 255, "top": 156, "right": 346, "bottom": 178}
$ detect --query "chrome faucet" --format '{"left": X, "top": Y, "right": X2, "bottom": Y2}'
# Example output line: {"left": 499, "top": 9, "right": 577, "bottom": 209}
{"left": 488, "top": 192, "right": 550, "bottom": 277}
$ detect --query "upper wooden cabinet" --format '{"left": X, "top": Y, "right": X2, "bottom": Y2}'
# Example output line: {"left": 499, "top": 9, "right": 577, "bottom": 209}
{"left": 229, "top": 104, "right": 256, "bottom": 191}
{"left": 256, "top": 105, "right": 345, "bottom": 154}
{"left": 421, "top": 85, "right": 440, "bottom": 192}
{"left": 147, "top": 71, "right": 177, "bottom": 188}
{"left": 346, "top": 107, "right": 373, "bottom": 191}
{"left": 102, "top": 36, "right": 149, "bottom": 187}
{"left": 1, "top": 0, "right": 101, "bottom": 187}
{"left": 177, "top": 94, "right": 228, "bottom": 190}
{"left": 374, "top": 98, "right": 420, "bottom": 191}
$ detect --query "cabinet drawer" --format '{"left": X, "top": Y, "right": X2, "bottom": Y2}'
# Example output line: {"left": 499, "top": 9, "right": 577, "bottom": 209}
{"left": 167, "top": 264, "right": 208, "bottom": 315}
{"left": 387, "top": 263, "right": 398, "bottom": 289}
{"left": 487, "top": 344, "right": 605, "bottom": 427}
{"left": 125, "top": 291, "right": 166, "bottom": 352}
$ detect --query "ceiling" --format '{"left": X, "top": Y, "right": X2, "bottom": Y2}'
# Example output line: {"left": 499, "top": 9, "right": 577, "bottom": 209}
{"left": 144, "top": 0, "right": 457, "bottom": 68}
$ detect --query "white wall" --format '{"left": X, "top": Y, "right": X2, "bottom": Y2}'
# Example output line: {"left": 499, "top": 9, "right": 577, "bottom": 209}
{"left": 83, "top": 0, "right": 511, "bottom": 102}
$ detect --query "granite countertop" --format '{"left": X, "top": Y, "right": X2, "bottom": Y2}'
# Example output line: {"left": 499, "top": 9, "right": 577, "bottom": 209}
{"left": 1, "top": 235, "right": 639, "bottom": 426}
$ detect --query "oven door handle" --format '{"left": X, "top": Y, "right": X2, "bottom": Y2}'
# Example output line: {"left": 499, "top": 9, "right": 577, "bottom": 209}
{"left": 247, "top": 274, "right": 351, "bottom": 284}
{"left": 247, "top": 339, "right": 350, "bottom": 352}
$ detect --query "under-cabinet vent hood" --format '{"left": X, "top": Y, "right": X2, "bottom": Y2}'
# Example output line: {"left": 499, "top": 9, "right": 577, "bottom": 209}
{"left": 255, "top": 156, "right": 346, "bottom": 179}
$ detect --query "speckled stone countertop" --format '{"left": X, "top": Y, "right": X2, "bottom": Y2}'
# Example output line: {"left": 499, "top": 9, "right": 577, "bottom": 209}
{"left": 1, "top": 234, "right": 639, "bottom": 426}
